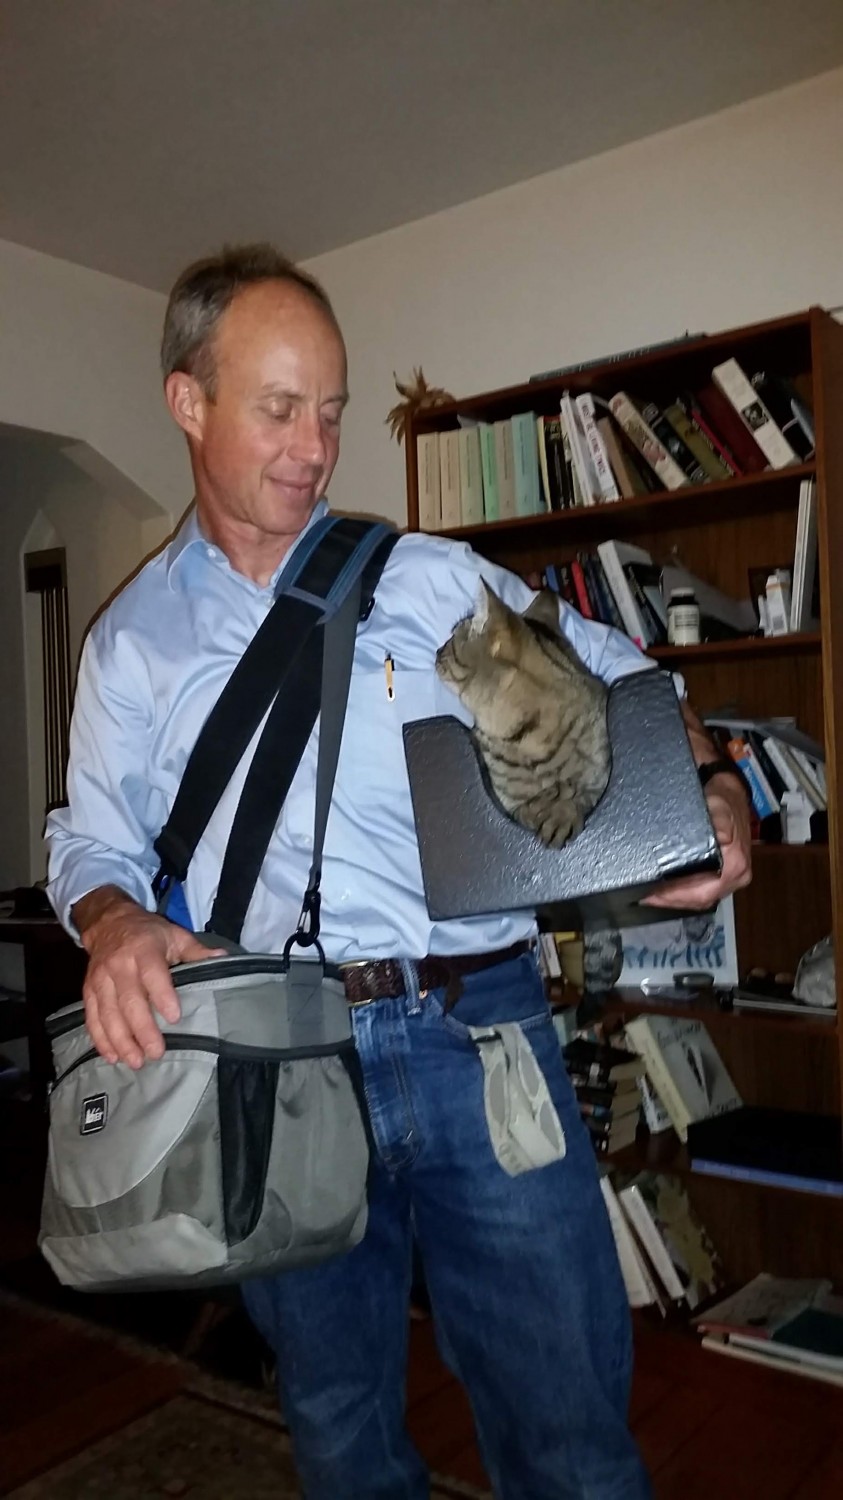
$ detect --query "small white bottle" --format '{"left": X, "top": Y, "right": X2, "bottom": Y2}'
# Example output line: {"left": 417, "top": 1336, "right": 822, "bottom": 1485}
{"left": 782, "top": 789, "right": 812, "bottom": 845}
{"left": 667, "top": 587, "right": 700, "bottom": 646}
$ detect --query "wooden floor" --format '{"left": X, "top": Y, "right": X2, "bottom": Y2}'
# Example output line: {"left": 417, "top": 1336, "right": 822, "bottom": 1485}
{"left": 4, "top": 1102, "right": 843, "bottom": 1496}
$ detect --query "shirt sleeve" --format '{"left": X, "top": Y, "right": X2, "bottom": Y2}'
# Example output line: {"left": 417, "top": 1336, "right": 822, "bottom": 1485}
{"left": 412, "top": 535, "right": 655, "bottom": 687}
{"left": 45, "top": 626, "right": 163, "bottom": 938}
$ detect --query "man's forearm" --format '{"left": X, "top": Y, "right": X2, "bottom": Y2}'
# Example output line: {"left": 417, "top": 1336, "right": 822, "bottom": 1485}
{"left": 680, "top": 698, "right": 720, "bottom": 769}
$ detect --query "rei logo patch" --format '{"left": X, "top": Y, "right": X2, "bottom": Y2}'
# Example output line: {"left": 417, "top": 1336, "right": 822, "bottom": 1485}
{"left": 80, "top": 1093, "right": 108, "bottom": 1135}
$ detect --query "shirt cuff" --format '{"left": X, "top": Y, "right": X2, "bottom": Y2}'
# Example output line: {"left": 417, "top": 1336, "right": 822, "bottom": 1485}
{"left": 47, "top": 858, "right": 157, "bottom": 944}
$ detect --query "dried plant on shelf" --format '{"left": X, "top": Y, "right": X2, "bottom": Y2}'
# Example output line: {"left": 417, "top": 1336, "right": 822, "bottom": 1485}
{"left": 386, "top": 368, "right": 455, "bottom": 446}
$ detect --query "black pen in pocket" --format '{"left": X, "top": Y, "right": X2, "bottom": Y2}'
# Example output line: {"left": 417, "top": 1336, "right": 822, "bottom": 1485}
{"left": 384, "top": 653, "right": 395, "bottom": 701}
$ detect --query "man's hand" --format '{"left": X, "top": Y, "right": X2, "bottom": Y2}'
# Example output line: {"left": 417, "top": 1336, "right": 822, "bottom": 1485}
{"left": 642, "top": 699, "right": 752, "bottom": 912}
{"left": 642, "top": 773, "right": 752, "bottom": 910}
{"left": 72, "top": 886, "right": 225, "bottom": 1068}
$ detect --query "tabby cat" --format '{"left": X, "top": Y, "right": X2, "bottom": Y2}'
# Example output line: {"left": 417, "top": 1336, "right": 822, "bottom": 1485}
{"left": 435, "top": 582, "right": 611, "bottom": 848}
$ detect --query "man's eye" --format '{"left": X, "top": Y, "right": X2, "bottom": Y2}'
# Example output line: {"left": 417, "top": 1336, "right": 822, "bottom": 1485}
{"left": 266, "top": 406, "right": 292, "bottom": 422}
{"left": 323, "top": 410, "right": 343, "bottom": 430}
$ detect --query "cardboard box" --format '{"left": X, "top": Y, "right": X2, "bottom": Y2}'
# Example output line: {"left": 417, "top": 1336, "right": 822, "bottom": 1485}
{"left": 403, "top": 668, "right": 720, "bottom": 928}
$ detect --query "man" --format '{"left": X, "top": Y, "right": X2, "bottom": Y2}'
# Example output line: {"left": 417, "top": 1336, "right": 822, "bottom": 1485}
{"left": 47, "top": 244, "right": 750, "bottom": 1500}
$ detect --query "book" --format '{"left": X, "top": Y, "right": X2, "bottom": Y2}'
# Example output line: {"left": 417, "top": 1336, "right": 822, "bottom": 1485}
{"left": 693, "top": 1273, "right": 833, "bottom": 1338}
{"left": 563, "top": 1037, "right": 645, "bottom": 1087}
{"left": 457, "top": 426, "right": 484, "bottom": 527}
{"left": 638, "top": 1074, "right": 673, "bottom": 1135}
{"left": 529, "top": 331, "right": 704, "bottom": 384}
{"left": 575, "top": 393, "right": 620, "bottom": 502}
{"left": 617, "top": 1172, "right": 724, "bottom": 1308}
{"left": 693, "top": 382, "right": 768, "bottom": 474}
{"left": 687, "top": 1107, "right": 843, "bottom": 1196}
{"left": 790, "top": 479, "right": 819, "bottom": 631}
{"left": 675, "top": 390, "right": 742, "bottom": 475}
{"left": 493, "top": 418, "right": 517, "bottom": 519}
{"left": 711, "top": 358, "right": 801, "bottom": 469}
{"left": 588, "top": 1113, "right": 639, "bottom": 1155}
{"left": 569, "top": 559, "right": 594, "bottom": 618}
{"left": 511, "top": 411, "right": 541, "bottom": 517}
{"left": 662, "top": 400, "right": 733, "bottom": 482}
{"left": 608, "top": 392, "right": 689, "bottom": 490}
{"left": 750, "top": 372, "right": 815, "bottom": 461}
{"left": 560, "top": 393, "right": 599, "bottom": 506}
{"left": 416, "top": 432, "right": 441, "bottom": 531}
{"left": 596, "top": 417, "right": 648, "bottom": 498}
{"left": 725, "top": 735, "right": 779, "bottom": 818}
{"left": 477, "top": 421, "right": 499, "bottom": 522}
{"left": 700, "top": 1333, "right": 843, "bottom": 1389}
{"left": 624, "top": 1015, "right": 742, "bottom": 1143}
{"left": 639, "top": 399, "right": 708, "bottom": 485}
{"left": 438, "top": 428, "right": 462, "bottom": 530}
{"left": 536, "top": 416, "right": 569, "bottom": 511}
{"left": 599, "top": 1174, "right": 663, "bottom": 1310}
{"left": 595, "top": 539, "right": 654, "bottom": 649}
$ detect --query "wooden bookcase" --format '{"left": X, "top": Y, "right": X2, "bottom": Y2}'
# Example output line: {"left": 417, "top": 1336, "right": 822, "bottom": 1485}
{"left": 404, "top": 308, "right": 843, "bottom": 1286}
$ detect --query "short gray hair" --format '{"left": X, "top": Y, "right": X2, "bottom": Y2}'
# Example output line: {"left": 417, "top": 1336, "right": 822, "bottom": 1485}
{"left": 160, "top": 243, "right": 339, "bottom": 397}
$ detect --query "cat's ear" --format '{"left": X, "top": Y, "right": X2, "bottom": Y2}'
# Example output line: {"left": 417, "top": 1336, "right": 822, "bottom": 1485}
{"left": 471, "top": 577, "right": 497, "bottom": 632}
{"left": 523, "top": 589, "right": 561, "bottom": 635}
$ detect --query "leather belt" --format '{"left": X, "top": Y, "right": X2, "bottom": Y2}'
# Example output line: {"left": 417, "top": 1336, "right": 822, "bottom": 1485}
{"left": 340, "top": 940, "right": 532, "bottom": 1008}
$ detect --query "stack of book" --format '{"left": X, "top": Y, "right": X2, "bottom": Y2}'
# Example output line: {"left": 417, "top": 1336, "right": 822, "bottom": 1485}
{"left": 623, "top": 1014, "right": 743, "bottom": 1145}
{"left": 694, "top": 1274, "right": 843, "bottom": 1388}
{"left": 562, "top": 1037, "right": 644, "bottom": 1157}
{"left": 533, "top": 477, "right": 817, "bottom": 653}
{"left": 704, "top": 712, "right": 827, "bottom": 841}
{"left": 600, "top": 1170, "right": 723, "bottom": 1314}
{"left": 416, "top": 350, "right": 815, "bottom": 531}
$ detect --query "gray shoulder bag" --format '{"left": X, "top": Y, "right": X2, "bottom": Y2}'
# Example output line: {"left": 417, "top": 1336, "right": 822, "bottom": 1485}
{"left": 40, "top": 518, "right": 397, "bottom": 1292}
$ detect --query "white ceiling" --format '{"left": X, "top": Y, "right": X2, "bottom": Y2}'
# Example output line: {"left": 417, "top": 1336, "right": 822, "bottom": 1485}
{"left": 3, "top": 0, "right": 843, "bottom": 293}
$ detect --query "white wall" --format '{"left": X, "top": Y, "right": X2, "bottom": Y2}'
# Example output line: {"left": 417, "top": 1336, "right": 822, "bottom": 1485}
{"left": 0, "top": 237, "right": 183, "bottom": 525}
{"left": 307, "top": 67, "right": 843, "bottom": 527}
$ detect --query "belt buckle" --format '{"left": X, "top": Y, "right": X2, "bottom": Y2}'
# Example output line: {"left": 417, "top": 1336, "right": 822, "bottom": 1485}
{"left": 339, "top": 958, "right": 377, "bottom": 1008}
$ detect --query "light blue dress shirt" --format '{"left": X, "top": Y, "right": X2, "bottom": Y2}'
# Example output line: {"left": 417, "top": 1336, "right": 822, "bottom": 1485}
{"left": 46, "top": 501, "right": 652, "bottom": 961}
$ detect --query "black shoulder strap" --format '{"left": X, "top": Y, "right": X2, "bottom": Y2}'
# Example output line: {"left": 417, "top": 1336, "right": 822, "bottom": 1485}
{"left": 152, "top": 518, "right": 396, "bottom": 903}
{"left": 209, "top": 527, "right": 397, "bottom": 942}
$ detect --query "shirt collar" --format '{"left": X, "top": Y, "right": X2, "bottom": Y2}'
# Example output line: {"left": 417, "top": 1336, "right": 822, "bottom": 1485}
{"left": 165, "top": 498, "right": 332, "bottom": 591}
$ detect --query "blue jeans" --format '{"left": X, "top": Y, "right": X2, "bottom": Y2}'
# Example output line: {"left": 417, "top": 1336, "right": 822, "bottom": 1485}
{"left": 242, "top": 951, "right": 652, "bottom": 1499}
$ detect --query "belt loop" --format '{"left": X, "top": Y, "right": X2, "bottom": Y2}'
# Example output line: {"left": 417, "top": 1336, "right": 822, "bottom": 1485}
{"left": 399, "top": 959, "right": 422, "bottom": 1014}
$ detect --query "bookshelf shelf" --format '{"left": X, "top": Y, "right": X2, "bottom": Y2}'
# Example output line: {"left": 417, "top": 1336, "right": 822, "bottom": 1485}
{"left": 406, "top": 305, "right": 843, "bottom": 1286}
{"left": 433, "top": 461, "right": 815, "bottom": 552}
{"left": 603, "top": 991, "right": 837, "bottom": 1038}
{"left": 610, "top": 1127, "right": 843, "bottom": 1201}
{"left": 648, "top": 632, "right": 822, "bottom": 665}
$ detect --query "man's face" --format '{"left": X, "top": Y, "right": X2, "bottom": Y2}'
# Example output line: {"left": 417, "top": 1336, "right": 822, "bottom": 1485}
{"left": 185, "top": 280, "right": 348, "bottom": 540}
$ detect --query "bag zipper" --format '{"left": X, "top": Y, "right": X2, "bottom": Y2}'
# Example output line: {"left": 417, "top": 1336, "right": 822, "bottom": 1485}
{"left": 50, "top": 1032, "right": 355, "bottom": 1092}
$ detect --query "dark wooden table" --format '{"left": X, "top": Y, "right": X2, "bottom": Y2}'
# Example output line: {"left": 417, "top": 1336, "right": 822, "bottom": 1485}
{"left": 0, "top": 917, "right": 87, "bottom": 1105}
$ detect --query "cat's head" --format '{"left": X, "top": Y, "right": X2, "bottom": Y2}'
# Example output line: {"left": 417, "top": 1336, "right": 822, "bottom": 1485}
{"left": 435, "top": 580, "right": 543, "bottom": 712}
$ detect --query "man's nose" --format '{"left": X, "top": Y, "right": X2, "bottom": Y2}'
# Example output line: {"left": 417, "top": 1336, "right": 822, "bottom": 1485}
{"left": 290, "top": 411, "right": 327, "bottom": 466}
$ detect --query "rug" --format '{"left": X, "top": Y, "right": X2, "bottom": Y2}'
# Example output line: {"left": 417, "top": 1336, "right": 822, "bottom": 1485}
{"left": 0, "top": 1292, "right": 490, "bottom": 1499}
{"left": 6, "top": 1389, "right": 480, "bottom": 1498}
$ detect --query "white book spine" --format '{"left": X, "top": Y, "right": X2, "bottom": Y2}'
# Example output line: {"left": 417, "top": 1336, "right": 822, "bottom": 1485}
{"left": 619, "top": 1184, "right": 686, "bottom": 1302}
{"left": 790, "top": 480, "right": 818, "bottom": 630}
{"left": 595, "top": 542, "right": 648, "bottom": 649}
{"left": 711, "top": 358, "right": 799, "bottom": 469}
{"left": 438, "top": 429, "right": 462, "bottom": 531}
{"left": 416, "top": 432, "right": 441, "bottom": 531}
{"left": 599, "top": 1177, "right": 659, "bottom": 1310}
{"left": 560, "top": 393, "right": 597, "bottom": 506}
{"left": 788, "top": 745, "right": 826, "bottom": 807}
{"left": 608, "top": 392, "right": 688, "bottom": 490}
{"left": 761, "top": 736, "right": 802, "bottom": 796}
{"left": 457, "top": 427, "right": 484, "bottom": 527}
{"left": 575, "top": 393, "right": 620, "bottom": 502}
{"left": 624, "top": 1019, "right": 692, "bottom": 1142}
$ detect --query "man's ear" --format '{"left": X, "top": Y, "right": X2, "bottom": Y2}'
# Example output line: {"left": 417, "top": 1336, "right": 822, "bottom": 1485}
{"left": 164, "top": 371, "right": 206, "bottom": 442}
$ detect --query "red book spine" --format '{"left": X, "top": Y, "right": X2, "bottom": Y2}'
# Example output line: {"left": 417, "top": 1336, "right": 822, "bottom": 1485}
{"left": 570, "top": 559, "right": 594, "bottom": 618}
{"left": 695, "top": 383, "right": 768, "bottom": 475}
